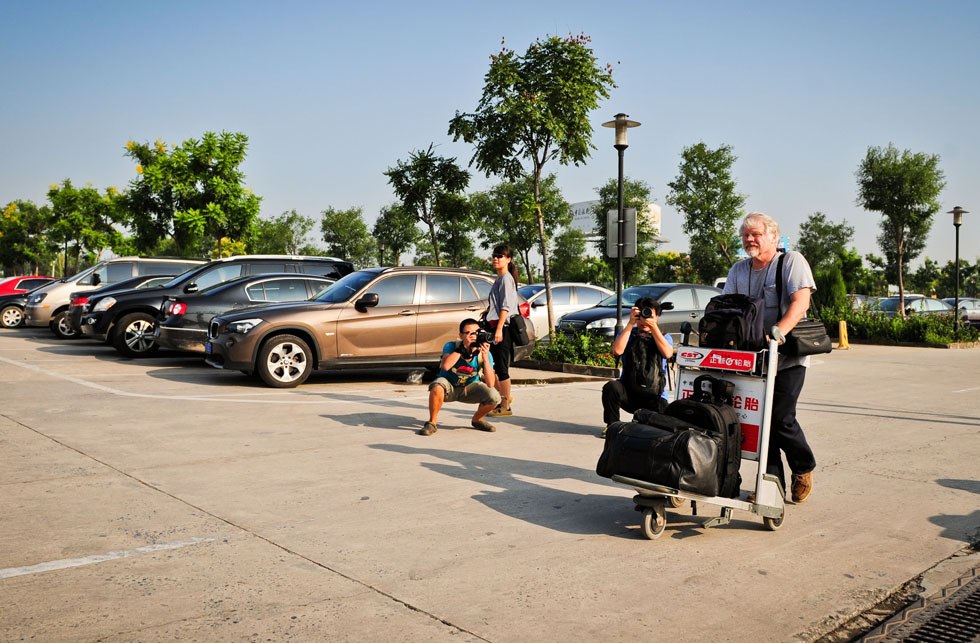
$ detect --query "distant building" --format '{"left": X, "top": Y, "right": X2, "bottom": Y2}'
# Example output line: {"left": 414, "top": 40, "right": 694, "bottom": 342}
{"left": 568, "top": 200, "right": 665, "bottom": 256}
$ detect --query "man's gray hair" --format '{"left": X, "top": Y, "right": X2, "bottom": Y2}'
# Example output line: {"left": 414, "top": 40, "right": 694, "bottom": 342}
{"left": 741, "top": 211, "right": 780, "bottom": 236}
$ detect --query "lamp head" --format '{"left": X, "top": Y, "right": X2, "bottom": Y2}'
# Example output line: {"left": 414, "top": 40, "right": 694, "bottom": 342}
{"left": 602, "top": 113, "right": 641, "bottom": 148}
{"left": 948, "top": 206, "right": 968, "bottom": 227}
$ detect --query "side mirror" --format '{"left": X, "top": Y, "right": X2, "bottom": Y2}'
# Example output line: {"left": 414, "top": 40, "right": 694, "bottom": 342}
{"left": 660, "top": 301, "right": 675, "bottom": 311}
{"left": 904, "top": 307, "right": 913, "bottom": 316}
{"left": 532, "top": 300, "right": 545, "bottom": 308}
{"left": 91, "top": 273, "right": 102, "bottom": 286}
{"left": 355, "top": 292, "right": 379, "bottom": 312}
{"left": 184, "top": 283, "right": 199, "bottom": 294}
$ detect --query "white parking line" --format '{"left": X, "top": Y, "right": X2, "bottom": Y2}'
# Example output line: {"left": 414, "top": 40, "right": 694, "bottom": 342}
{"left": 0, "top": 537, "right": 220, "bottom": 580}
{"left": 0, "top": 356, "right": 409, "bottom": 404}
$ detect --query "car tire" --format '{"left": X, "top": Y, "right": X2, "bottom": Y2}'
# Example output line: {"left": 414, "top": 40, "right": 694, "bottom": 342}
{"left": 113, "top": 312, "right": 160, "bottom": 357}
{"left": 1, "top": 305, "right": 24, "bottom": 328}
{"left": 256, "top": 334, "right": 312, "bottom": 388}
{"left": 50, "top": 311, "right": 79, "bottom": 339}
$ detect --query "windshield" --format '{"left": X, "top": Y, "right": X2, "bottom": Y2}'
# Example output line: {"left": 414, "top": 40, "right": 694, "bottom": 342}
{"left": 314, "top": 270, "right": 380, "bottom": 303}
{"left": 63, "top": 264, "right": 99, "bottom": 283}
{"left": 596, "top": 285, "right": 670, "bottom": 307}
{"left": 878, "top": 298, "right": 903, "bottom": 312}
{"left": 518, "top": 285, "right": 545, "bottom": 299}
{"left": 158, "top": 263, "right": 213, "bottom": 289}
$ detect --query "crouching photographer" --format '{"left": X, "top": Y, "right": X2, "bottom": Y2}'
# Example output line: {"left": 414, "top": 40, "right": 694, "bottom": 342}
{"left": 419, "top": 318, "right": 501, "bottom": 436}
{"left": 601, "top": 296, "right": 674, "bottom": 437}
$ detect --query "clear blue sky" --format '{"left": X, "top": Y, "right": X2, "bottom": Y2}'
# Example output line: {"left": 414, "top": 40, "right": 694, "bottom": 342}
{"left": 2, "top": 1, "right": 977, "bottom": 267}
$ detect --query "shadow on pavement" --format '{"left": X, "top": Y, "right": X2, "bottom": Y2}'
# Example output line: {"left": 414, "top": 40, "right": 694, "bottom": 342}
{"left": 801, "top": 400, "right": 980, "bottom": 426}
{"left": 370, "top": 443, "right": 766, "bottom": 538}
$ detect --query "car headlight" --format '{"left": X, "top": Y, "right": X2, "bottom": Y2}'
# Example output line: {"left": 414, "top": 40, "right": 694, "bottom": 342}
{"left": 228, "top": 318, "right": 263, "bottom": 334}
{"left": 29, "top": 293, "right": 47, "bottom": 304}
{"left": 92, "top": 297, "right": 116, "bottom": 312}
{"left": 586, "top": 317, "right": 617, "bottom": 329}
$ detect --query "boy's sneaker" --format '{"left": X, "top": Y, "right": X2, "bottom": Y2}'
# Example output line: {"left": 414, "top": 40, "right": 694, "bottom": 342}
{"left": 418, "top": 421, "right": 437, "bottom": 436}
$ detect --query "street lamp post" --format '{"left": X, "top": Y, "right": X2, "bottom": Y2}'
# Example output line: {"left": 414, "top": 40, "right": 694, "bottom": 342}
{"left": 948, "top": 206, "right": 968, "bottom": 341}
{"left": 601, "top": 113, "right": 641, "bottom": 337}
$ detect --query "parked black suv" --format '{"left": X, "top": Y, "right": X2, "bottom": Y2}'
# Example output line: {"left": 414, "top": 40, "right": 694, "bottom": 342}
{"left": 78, "top": 255, "right": 354, "bottom": 357}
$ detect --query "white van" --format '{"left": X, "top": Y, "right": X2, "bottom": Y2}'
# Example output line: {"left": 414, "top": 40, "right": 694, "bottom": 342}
{"left": 24, "top": 257, "right": 205, "bottom": 336}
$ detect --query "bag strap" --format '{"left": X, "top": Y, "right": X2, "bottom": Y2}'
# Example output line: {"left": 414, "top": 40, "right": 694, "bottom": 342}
{"left": 775, "top": 253, "right": 786, "bottom": 316}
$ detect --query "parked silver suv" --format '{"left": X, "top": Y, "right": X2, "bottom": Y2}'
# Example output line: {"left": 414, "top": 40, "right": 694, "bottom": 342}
{"left": 24, "top": 257, "right": 206, "bottom": 337}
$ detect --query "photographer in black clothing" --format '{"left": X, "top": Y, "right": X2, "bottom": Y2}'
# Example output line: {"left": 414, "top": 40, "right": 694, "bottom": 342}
{"left": 601, "top": 297, "right": 675, "bottom": 435}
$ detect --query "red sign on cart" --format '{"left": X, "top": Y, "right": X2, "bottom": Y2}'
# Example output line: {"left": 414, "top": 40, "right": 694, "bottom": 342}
{"left": 675, "top": 348, "right": 756, "bottom": 372}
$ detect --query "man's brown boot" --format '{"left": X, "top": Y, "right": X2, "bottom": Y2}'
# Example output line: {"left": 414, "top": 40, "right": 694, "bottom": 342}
{"left": 791, "top": 471, "right": 813, "bottom": 503}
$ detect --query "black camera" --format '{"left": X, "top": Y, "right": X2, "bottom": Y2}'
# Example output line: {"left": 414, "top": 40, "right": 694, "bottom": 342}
{"left": 474, "top": 328, "right": 494, "bottom": 345}
{"left": 639, "top": 307, "right": 655, "bottom": 319}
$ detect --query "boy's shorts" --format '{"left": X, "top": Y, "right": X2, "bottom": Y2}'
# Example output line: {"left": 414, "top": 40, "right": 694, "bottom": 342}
{"left": 430, "top": 378, "right": 501, "bottom": 406}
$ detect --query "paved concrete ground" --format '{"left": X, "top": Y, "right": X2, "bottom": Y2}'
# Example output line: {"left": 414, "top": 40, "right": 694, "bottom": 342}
{"left": 1, "top": 327, "right": 977, "bottom": 642}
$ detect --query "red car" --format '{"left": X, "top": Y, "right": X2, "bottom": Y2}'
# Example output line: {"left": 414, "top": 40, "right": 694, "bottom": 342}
{"left": 0, "top": 275, "right": 55, "bottom": 296}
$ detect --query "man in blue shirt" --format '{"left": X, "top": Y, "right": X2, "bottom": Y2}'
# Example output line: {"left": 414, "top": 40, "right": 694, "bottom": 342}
{"left": 420, "top": 318, "right": 501, "bottom": 436}
{"left": 601, "top": 297, "right": 674, "bottom": 435}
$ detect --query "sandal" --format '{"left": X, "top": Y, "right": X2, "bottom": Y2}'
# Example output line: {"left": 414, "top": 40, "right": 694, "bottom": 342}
{"left": 471, "top": 418, "right": 496, "bottom": 432}
{"left": 418, "top": 421, "right": 437, "bottom": 436}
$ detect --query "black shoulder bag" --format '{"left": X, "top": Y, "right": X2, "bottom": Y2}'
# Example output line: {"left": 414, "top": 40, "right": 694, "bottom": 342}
{"left": 776, "top": 254, "right": 833, "bottom": 357}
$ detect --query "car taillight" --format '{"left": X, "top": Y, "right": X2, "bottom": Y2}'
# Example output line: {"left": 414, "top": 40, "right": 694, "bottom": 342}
{"left": 519, "top": 301, "right": 530, "bottom": 318}
{"left": 71, "top": 296, "right": 89, "bottom": 307}
{"left": 169, "top": 302, "right": 187, "bottom": 316}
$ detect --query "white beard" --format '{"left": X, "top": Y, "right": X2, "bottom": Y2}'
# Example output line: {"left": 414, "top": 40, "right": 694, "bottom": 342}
{"left": 745, "top": 246, "right": 760, "bottom": 259}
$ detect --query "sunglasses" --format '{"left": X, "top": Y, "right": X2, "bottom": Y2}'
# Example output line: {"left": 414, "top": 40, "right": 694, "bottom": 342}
{"left": 492, "top": 253, "right": 506, "bottom": 259}
{"left": 463, "top": 330, "right": 480, "bottom": 336}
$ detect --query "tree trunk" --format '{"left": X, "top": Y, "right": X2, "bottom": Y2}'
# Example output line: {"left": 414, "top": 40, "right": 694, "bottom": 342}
{"left": 534, "top": 172, "right": 555, "bottom": 334}
{"left": 427, "top": 220, "right": 441, "bottom": 267}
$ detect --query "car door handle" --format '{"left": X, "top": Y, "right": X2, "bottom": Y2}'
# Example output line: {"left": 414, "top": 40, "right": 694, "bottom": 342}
{"left": 398, "top": 310, "right": 415, "bottom": 316}
{"left": 466, "top": 306, "right": 482, "bottom": 311}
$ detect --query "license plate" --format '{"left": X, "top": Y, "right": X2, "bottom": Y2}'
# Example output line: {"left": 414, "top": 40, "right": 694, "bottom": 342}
{"left": 205, "top": 342, "right": 213, "bottom": 354}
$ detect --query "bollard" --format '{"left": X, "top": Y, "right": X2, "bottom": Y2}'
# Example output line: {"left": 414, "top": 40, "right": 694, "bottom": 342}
{"left": 837, "top": 320, "right": 849, "bottom": 350}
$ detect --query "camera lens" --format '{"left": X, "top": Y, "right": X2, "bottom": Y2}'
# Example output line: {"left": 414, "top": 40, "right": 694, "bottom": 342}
{"left": 640, "top": 307, "right": 653, "bottom": 318}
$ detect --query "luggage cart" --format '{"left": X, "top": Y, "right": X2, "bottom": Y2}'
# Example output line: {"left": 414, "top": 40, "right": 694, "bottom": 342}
{"left": 611, "top": 325, "right": 786, "bottom": 539}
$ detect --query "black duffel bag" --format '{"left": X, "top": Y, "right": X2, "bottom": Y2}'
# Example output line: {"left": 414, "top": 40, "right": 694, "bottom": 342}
{"left": 596, "top": 418, "right": 721, "bottom": 497}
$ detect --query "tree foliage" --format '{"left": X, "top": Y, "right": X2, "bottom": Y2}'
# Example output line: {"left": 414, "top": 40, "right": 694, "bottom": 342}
{"left": 449, "top": 33, "right": 614, "bottom": 331}
{"left": 795, "top": 212, "right": 855, "bottom": 272}
{"left": 252, "top": 210, "right": 317, "bottom": 255}
{"left": 373, "top": 204, "right": 421, "bottom": 266}
{"left": 320, "top": 206, "right": 376, "bottom": 268}
{"left": 122, "top": 131, "right": 262, "bottom": 257}
{"left": 666, "top": 142, "right": 745, "bottom": 283}
{"left": 468, "top": 173, "right": 570, "bottom": 281}
{"left": 0, "top": 200, "right": 58, "bottom": 274}
{"left": 47, "top": 179, "right": 127, "bottom": 276}
{"left": 856, "top": 143, "right": 945, "bottom": 313}
{"left": 384, "top": 144, "right": 469, "bottom": 267}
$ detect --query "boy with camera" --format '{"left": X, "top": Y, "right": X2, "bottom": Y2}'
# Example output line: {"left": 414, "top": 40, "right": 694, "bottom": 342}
{"left": 419, "top": 318, "right": 501, "bottom": 436}
{"left": 601, "top": 297, "right": 674, "bottom": 436}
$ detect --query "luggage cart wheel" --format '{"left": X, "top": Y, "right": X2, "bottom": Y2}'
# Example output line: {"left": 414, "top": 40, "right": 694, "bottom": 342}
{"left": 669, "top": 496, "right": 686, "bottom": 508}
{"left": 763, "top": 513, "right": 784, "bottom": 531}
{"left": 641, "top": 506, "right": 667, "bottom": 540}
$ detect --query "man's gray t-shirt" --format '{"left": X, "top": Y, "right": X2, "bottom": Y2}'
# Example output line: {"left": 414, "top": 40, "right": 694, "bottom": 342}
{"left": 723, "top": 250, "right": 816, "bottom": 369}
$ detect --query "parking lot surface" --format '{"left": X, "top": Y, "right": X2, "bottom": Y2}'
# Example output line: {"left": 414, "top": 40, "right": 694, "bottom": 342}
{"left": 1, "top": 327, "right": 978, "bottom": 641}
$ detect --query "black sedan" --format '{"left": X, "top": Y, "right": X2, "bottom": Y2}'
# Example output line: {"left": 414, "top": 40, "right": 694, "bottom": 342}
{"left": 155, "top": 273, "right": 335, "bottom": 354}
{"left": 66, "top": 275, "right": 175, "bottom": 338}
{"left": 555, "top": 283, "right": 722, "bottom": 344}
{"left": 0, "top": 292, "right": 31, "bottom": 328}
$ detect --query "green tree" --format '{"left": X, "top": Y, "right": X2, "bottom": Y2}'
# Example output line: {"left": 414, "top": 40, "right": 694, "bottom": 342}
{"left": 252, "top": 210, "right": 316, "bottom": 255}
{"left": 449, "top": 33, "right": 615, "bottom": 332}
{"left": 550, "top": 227, "right": 588, "bottom": 282}
{"left": 384, "top": 144, "right": 470, "bottom": 267}
{"left": 648, "top": 251, "right": 698, "bottom": 284}
{"left": 320, "top": 207, "right": 376, "bottom": 268}
{"left": 468, "top": 174, "right": 570, "bottom": 281}
{"left": 373, "top": 204, "right": 420, "bottom": 266}
{"left": 122, "top": 131, "right": 262, "bottom": 257}
{"left": 856, "top": 143, "right": 945, "bottom": 314}
{"left": 592, "top": 177, "right": 660, "bottom": 286}
{"left": 812, "top": 264, "right": 848, "bottom": 312}
{"left": 666, "top": 142, "right": 745, "bottom": 283}
{"left": 0, "top": 200, "right": 58, "bottom": 274}
{"left": 795, "top": 212, "right": 855, "bottom": 272}
{"left": 47, "top": 180, "right": 127, "bottom": 276}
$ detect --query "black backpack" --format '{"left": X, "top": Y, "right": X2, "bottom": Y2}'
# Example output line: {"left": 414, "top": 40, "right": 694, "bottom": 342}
{"left": 623, "top": 335, "right": 665, "bottom": 397}
{"left": 698, "top": 293, "right": 767, "bottom": 351}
